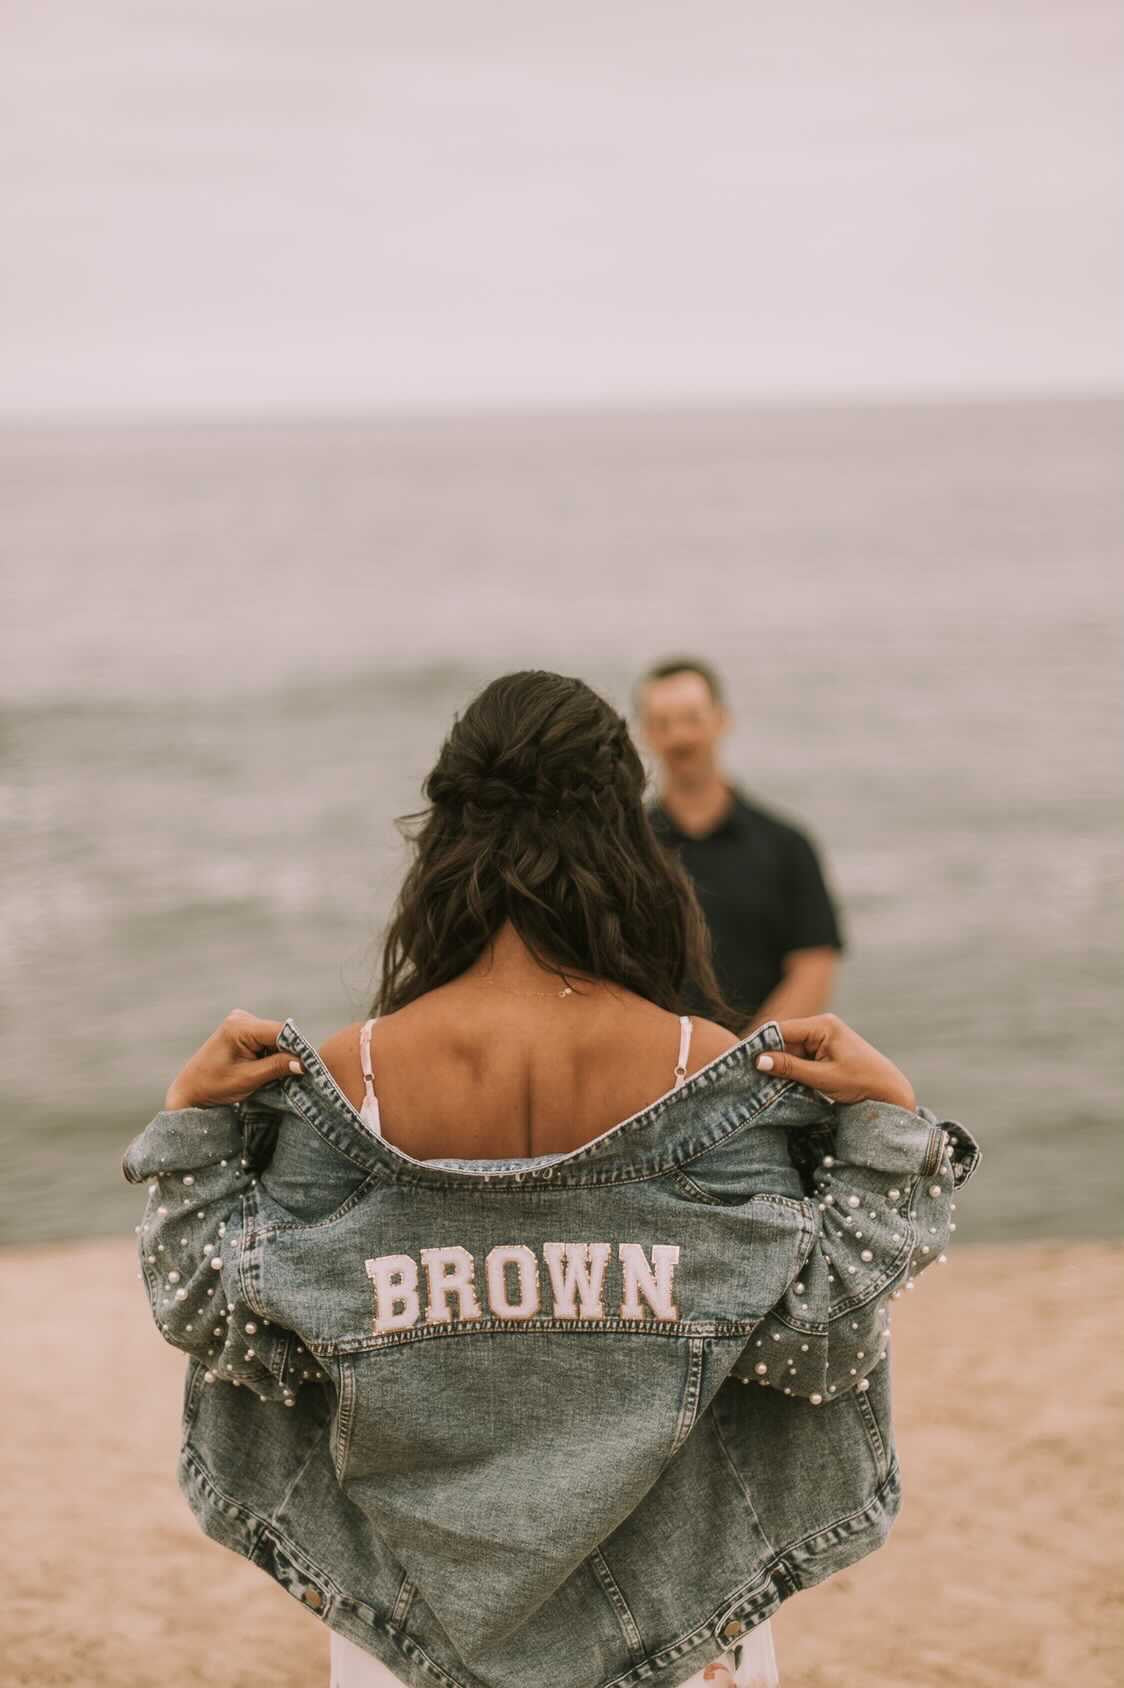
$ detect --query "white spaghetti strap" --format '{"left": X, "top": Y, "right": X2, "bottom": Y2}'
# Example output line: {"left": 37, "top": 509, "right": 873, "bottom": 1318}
{"left": 359, "top": 1016, "right": 377, "bottom": 1082}
{"left": 359, "top": 1017, "right": 381, "bottom": 1134}
{"left": 673, "top": 1014, "right": 693, "bottom": 1086}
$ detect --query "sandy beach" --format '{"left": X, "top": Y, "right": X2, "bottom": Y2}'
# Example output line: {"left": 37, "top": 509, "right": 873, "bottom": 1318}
{"left": 3, "top": 1237, "right": 1120, "bottom": 1688}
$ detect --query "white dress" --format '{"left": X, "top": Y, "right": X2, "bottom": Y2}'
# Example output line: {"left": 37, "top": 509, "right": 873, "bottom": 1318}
{"left": 329, "top": 1018, "right": 781, "bottom": 1688}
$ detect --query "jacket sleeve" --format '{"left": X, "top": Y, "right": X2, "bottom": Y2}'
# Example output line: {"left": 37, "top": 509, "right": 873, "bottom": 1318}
{"left": 744, "top": 1099, "right": 980, "bottom": 1405}
{"left": 122, "top": 1101, "right": 318, "bottom": 1405}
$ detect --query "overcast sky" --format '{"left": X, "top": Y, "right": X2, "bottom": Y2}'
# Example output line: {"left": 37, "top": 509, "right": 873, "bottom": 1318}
{"left": 3, "top": 1, "right": 1120, "bottom": 417}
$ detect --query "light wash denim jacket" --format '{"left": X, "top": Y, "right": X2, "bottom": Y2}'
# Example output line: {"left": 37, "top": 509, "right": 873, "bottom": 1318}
{"left": 123, "top": 1018, "right": 979, "bottom": 1688}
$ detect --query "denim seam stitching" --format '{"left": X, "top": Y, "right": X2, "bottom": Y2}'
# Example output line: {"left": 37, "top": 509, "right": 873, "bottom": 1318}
{"left": 589, "top": 1545, "right": 647, "bottom": 1664}
{"left": 313, "top": 1322, "right": 756, "bottom": 1358}
{"left": 670, "top": 1335, "right": 706, "bottom": 1458}
{"left": 390, "top": 1572, "right": 417, "bottom": 1629}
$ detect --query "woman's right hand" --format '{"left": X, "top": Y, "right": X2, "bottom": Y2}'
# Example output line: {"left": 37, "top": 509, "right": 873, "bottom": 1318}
{"left": 755, "top": 1014, "right": 917, "bottom": 1111}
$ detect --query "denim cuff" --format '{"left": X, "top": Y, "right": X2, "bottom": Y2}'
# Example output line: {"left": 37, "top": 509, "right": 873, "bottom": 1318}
{"left": 833, "top": 1099, "right": 978, "bottom": 1182}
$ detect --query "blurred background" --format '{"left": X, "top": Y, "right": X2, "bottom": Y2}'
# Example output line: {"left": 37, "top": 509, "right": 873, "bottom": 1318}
{"left": 2, "top": 1, "right": 1120, "bottom": 1253}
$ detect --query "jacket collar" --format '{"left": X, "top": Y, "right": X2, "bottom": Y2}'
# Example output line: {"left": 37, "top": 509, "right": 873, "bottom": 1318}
{"left": 264, "top": 1015, "right": 791, "bottom": 1189}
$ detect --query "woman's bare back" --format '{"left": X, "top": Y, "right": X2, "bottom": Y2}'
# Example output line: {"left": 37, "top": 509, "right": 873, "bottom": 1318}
{"left": 318, "top": 982, "right": 738, "bottom": 1163}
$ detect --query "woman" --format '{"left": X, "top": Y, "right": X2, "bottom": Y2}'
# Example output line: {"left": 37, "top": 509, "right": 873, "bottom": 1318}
{"left": 127, "top": 670, "right": 978, "bottom": 1688}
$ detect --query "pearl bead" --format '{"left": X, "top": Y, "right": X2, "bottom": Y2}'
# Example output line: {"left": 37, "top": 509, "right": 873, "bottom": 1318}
{"left": 203, "top": 1243, "right": 214, "bottom": 1255}
{"left": 921, "top": 1246, "right": 930, "bottom": 1254}
{"left": 822, "top": 1156, "right": 835, "bottom": 1168}
{"left": 204, "top": 1371, "right": 215, "bottom": 1383}
{"left": 857, "top": 1378, "right": 870, "bottom": 1392}
{"left": 800, "top": 1343, "right": 809, "bottom": 1352}
{"left": 183, "top": 1175, "right": 195, "bottom": 1187}
{"left": 245, "top": 1322, "right": 258, "bottom": 1335}
{"left": 794, "top": 1282, "right": 805, "bottom": 1295}
{"left": 245, "top": 1349, "right": 255, "bottom": 1359}
{"left": 847, "top": 1195, "right": 860, "bottom": 1208}
{"left": 928, "top": 1185, "right": 941, "bottom": 1198}
{"left": 209, "top": 1258, "right": 222, "bottom": 1270}
{"left": 810, "top": 1393, "right": 823, "bottom": 1405}
{"left": 213, "top": 1327, "right": 222, "bottom": 1336}
{"left": 771, "top": 1333, "right": 781, "bottom": 1342}
{"left": 887, "top": 1189, "right": 900, "bottom": 1201}
{"left": 861, "top": 1250, "right": 873, "bottom": 1262}
{"left": 167, "top": 1270, "right": 181, "bottom": 1283}
{"left": 174, "top": 1288, "right": 187, "bottom": 1302}
{"left": 754, "top": 1362, "right": 768, "bottom": 1374}
{"left": 857, "top": 1350, "right": 864, "bottom": 1358}
{"left": 824, "top": 1194, "right": 835, "bottom": 1205}
{"left": 849, "top": 1368, "right": 857, "bottom": 1375}
{"left": 156, "top": 1206, "right": 168, "bottom": 1216}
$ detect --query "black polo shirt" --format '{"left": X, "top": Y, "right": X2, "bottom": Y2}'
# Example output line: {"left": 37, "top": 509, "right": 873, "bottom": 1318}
{"left": 649, "top": 788, "right": 844, "bottom": 1022}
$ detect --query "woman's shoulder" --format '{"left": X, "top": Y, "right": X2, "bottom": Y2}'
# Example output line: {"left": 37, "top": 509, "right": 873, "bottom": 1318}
{"left": 685, "top": 1014, "right": 741, "bottom": 1075}
{"left": 317, "top": 1019, "right": 368, "bottom": 1095}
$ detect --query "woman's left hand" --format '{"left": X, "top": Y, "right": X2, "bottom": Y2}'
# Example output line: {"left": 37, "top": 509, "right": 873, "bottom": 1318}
{"left": 164, "top": 1009, "right": 304, "bottom": 1110}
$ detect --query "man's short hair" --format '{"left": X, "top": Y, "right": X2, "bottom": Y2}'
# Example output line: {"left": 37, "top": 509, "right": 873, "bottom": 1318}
{"left": 634, "top": 657, "right": 726, "bottom": 711}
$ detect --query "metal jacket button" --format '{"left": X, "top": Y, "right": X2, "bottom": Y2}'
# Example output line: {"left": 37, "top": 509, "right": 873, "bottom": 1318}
{"left": 302, "top": 1587, "right": 323, "bottom": 1610}
{"left": 722, "top": 1618, "right": 745, "bottom": 1639}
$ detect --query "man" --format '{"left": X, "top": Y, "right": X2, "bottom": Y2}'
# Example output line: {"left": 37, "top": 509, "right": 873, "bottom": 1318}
{"left": 637, "top": 657, "right": 844, "bottom": 1031}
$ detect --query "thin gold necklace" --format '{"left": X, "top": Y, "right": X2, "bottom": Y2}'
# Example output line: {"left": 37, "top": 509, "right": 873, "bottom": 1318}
{"left": 464, "top": 975, "right": 580, "bottom": 1000}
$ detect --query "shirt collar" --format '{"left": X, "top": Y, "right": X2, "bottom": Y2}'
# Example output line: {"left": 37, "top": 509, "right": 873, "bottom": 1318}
{"left": 652, "top": 785, "right": 747, "bottom": 843}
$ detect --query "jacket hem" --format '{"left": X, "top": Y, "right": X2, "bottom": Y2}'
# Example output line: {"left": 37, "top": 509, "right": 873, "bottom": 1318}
{"left": 177, "top": 1444, "right": 900, "bottom": 1688}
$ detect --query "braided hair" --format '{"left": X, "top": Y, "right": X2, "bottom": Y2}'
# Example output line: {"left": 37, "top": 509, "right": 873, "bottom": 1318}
{"left": 373, "top": 670, "right": 733, "bottom": 1024}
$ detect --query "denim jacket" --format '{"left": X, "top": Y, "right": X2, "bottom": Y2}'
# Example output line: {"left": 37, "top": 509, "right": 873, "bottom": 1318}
{"left": 123, "top": 1018, "right": 979, "bottom": 1688}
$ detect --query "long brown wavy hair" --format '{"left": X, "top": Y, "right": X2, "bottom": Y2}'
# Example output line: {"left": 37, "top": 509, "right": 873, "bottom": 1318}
{"left": 371, "top": 670, "right": 735, "bottom": 1026}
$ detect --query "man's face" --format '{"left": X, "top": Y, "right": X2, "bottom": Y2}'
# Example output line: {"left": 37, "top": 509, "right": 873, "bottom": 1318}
{"left": 639, "top": 671, "right": 728, "bottom": 783}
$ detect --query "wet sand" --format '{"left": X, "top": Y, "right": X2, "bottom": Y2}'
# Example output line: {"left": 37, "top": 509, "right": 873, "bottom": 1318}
{"left": 2, "top": 1238, "right": 1120, "bottom": 1687}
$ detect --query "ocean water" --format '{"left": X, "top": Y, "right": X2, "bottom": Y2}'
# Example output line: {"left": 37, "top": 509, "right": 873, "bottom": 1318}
{"left": 2, "top": 398, "right": 1120, "bottom": 1245}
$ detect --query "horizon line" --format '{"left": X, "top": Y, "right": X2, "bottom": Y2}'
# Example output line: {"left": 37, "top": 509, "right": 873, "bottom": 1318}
{"left": 1, "top": 383, "right": 1121, "bottom": 434}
